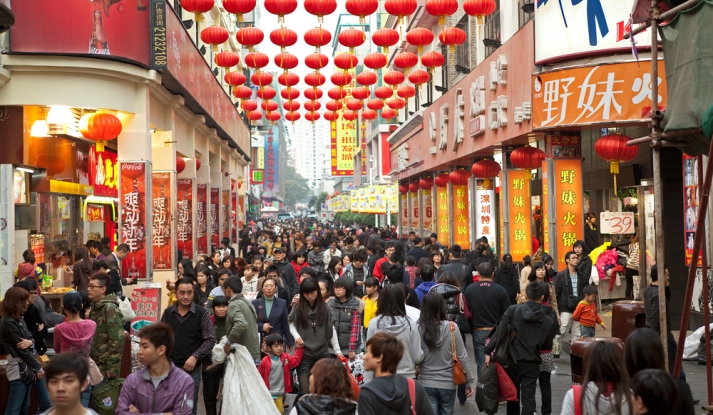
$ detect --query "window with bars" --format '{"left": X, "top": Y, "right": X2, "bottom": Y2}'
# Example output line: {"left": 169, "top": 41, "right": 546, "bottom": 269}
{"left": 440, "top": 44, "right": 449, "bottom": 91}
{"left": 518, "top": 0, "right": 534, "bottom": 29}
{"left": 483, "top": 8, "right": 501, "bottom": 58}
{"left": 455, "top": 16, "right": 470, "bottom": 72}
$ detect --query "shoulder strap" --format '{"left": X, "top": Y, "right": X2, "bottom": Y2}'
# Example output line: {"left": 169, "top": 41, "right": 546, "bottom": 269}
{"left": 449, "top": 321, "right": 457, "bottom": 357}
{"left": 407, "top": 378, "right": 416, "bottom": 415}
{"left": 573, "top": 384, "right": 582, "bottom": 415}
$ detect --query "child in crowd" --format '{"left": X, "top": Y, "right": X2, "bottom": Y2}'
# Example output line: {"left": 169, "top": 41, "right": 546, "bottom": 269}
{"left": 258, "top": 333, "right": 304, "bottom": 414}
{"left": 242, "top": 264, "right": 260, "bottom": 295}
{"left": 573, "top": 285, "right": 606, "bottom": 338}
{"left": 362, "top": 277, "right": 379, "bottom": 342}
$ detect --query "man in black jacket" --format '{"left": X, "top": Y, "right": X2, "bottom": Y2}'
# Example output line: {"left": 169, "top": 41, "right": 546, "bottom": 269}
{"left": 485, "top": 282, "right": 557, "bottom": 415}
{"left": 553, "top": 251, "right": 585, "bottom": 345}
{"left": 272, "top": 247, "right": 300, "bottom": 300}
{"left": 406, "top": 237, "right": 429, "bottom": 263}
{"left": 436, "top": 244, "right": 472, "bottom": 290}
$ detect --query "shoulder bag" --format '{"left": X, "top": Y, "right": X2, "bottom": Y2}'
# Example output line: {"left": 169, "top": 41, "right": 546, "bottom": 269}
{"left": 17, "top": 356, "right": 38, "bottom": 385}
{"left": 407, "top": 378, "right": 417, "bottom": 415}
{"left": 449, "top": 322, "right": 467, "bottom": 385}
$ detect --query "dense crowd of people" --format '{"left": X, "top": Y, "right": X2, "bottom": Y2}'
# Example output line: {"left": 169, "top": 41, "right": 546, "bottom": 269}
{"left": 0, "top": 218, "right": 695, "bottom": 415}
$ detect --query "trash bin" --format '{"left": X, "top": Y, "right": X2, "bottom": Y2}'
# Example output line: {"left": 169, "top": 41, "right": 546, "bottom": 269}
{"left": 611, "top": 301, "right": 646, "bottom": 343}
{"left": 570, "top": 337, "right": 625, "bottom": 384}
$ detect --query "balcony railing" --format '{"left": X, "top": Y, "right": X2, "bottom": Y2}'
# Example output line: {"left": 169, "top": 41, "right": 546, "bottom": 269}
{"left": 483, "top": 10, "right": 501, "bottom": 58}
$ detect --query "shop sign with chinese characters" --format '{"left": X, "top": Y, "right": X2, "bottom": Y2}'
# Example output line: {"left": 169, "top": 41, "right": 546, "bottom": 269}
{"left": 130, "top": 288, "right": 160, "bottom": 334}
{"left": 532, "top": 61, "right": 667, "bottom": 129}
{"left": 89, "top": 148, "right": 118, "bottom": 197}
{"left": 119, "top": 162, "right": 147, "bottom": 280}
{"left": 196, "top": 184, "right": 208, "bottom": 255}
{"left": 222, "top": 190, "right": 230, "bottom": 238}
{"left": 177, "top": 179, "right": 193, "bottom": 260}
{"left": 507, "top": 170, "right": 531, "bottom": 262}
{"left": 423, "top": 189, "right": 433, "bottom": 236}
{"left": 264, "top": 127, "right": 279, "bottom": 195}
{"left": 474, "top": 179, "right": 496, "bottom": 246}
{"left": 151, "top": 172, "right": 172, "bottom": 270}
{"left": 542, "top": 163, "right": 549, "bottom": 249}
{"left": 210, "top": 188, "right": 220, "bottom": 249}
{"left": 332, "top": 65, "right": 357, "bottom": 176}
{"left": 453, "top": 185, "right": 470, "bottom": 249}
{"left": 401, "top": 194, "right": 409, "bottom": 235}
{"left": 86, "top": 203, "right": 105, "bottom": 222}
{"left": 683, "top": 154, "right": 703, "bottom": 266}
{"left": 410, "top": 191, "right": 419, "bottom": 230}
{"left": 437, "top": 187, "right": 450, "bottom": 237}
{"left": 554, "top": 159, "right": 584, "bottom": 270}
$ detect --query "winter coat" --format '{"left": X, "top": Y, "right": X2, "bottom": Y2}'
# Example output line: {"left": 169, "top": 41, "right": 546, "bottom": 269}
{"left": 366, "top": 315, "right": 423, "bottom": 378}
{"left": 258, "top": 347, "right": 304, "bottom": 394}
{"left": 72, "top": 259, "right": 95, "bottom": 292}
{"left": 485, "top": 301, "right": 557, "bottom": 364}
{"left": 24, "top": 302, "right": 48, "bottom": 355}
{"left": 494, "top": 265, "right": 520, "bottom": 305}
{"left": 89, "top": 293, "right": 125, "bottom": 378}
{"left": 554, "top": 269, "right": 587, "bottom": 313}
{"left": 328, "top": 296, "right": 363, "bottom": 354}
{"left": 415, "top": 281, "right": 437, "bottom": 304}
{"left": 0, "top": 315, "right": 43, "bottom": 381}
{"left": 291, "top": 260, "right": 310, "bottom": 277}
{"left": 292, "top": 395, "right": 357, "bottom": 415}
{"left": 323, "top": 248, "right": 342, "bottom": 266}
{"left": 560, "top": 383, "right": 631, "bottom": 415}
{"left": 253, "top": 295, "right": 294, "bottom": 347}
{"left": 274, "top": 258, "right": 300, "bottom": 299}
{"left": 226, "top": 293, "right": 261, "bottom": 360}
{"left": 307, "top": 250, "right": 326, "bottom": 273}
{"left": 53, "top": 319, "right": 96, "bottom": 355}
{"left": 17, "top": 262, "right": 37, "bottom": 279}
{"left": 358, "top": 375, "right": 435, "bottom": 415}
{"left": 116, "top": 362, "right": 195, "bottom": 415}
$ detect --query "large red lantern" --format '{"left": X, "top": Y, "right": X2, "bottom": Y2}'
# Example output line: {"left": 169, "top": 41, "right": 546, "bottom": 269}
{"left": 471, "top": 160, "right": 501, "bottom": 178}
{"left": 435, "top": 173, "right": 449, "bottom": 187}
{"left": 281, "top": 88, "right": 300, "bottom": 100}
{"left": 331, "top": 72, "right": 352, "bottom": 88}
{"left": 449, "top": 169, "right": 470, "bottom": 185}
{"left": 264, "top": 0, "right": 297, "bottom": 22}
{"left": 384, "top": 0, "right": 418, "bottom": 24}
{"left": 356, "top": 71, "right": 377, "bottom": 86}
{"left": 363, "top": 52, "right": 387, "bottom": 70}
{"left": 176, "top": 157, "right": 186, "bottom": 174}
{"left": 236, "top": 27, "right": 264, "bottom": 52}
{"left": 406, "top": 28, "right": 434, "bottom": 56}
{"left": 409, "top": 182, "right": 420, "bottom": 192}
{"left": 463, "top": 0, "right": 497, "bottom": 24}
{"left": 304, "top": 88, "right": 323, "bottom": 100}
{"left": 372, "top": 28, "right": 400, "bottom": 56}
{"left": 375, "top": 86, "right": 393, "bottom": 100}
{"left": 304, "top": 101, "right": 321, "bottom": 112}
{"left": 367, "top": 99, "right": 384, "bottom": 111}
{"left": 304, "top": 27, "right": 332, "bottom": 52}
{"left": 381, "top": 107, "right": 396, "bottom": 120}
{"left": 343, "top": 110, "right": 358, "bottom": 121}
{"left": 426, "top": 0, "right": 458, "bottom": 25}
{"left": 305, "top": 53, "right": 329, "bottom": 71}
{"left": 397, "top": 85, "right": 416, "bottom": 101}
{"left": 383, "top": 70, "right": 405, "bottom": 90}
{"left": 305, "top": 112, "right": 321, "bottom": 123}
{"left": 510, "top": 146, "right": 546, "bottom": 171}
{"left": 334, "top": 53, "right": 359, "bottom": 73}
{"left": 361, "top": 109, "right": 377, "bottom": 121}
{"left": 439, "top": 27, "right": 466, "bottom": 53}
{"left": 265, "top": 111, "right": 282, "bottom": 125}
{"left": 274, "top": 53, "right": 298, "bottom": 71}
{"left": 277, "top": 71, "right": 299, "bottom": 87}
{"left": 233, "top": 85, "right": 252, "bottom": 100}
{"left": 251, "top": 72, "right": 273, "bottom": 88}
{"left": 195, "top": 159, "right": 201, "bottom": 171}
{"left": 283, "top": 101, "right": 300, "bottom": 112}
{"left": 241, "top": 100, "right": 258, "bottom": 112}
{"left": 351, "top": 87, "right": 370, "bottom": 101}
{"left": 247, "top": 111, "right": 262, "bottom": 121}
{"left": 214, "top": 51, "right": 239, "bottom": 71}
{"left": 421, "top": 51, "right": 445, "bottom": 74}
{"left": 399, "top": 184, "right": 409, "bottom": 194}
{"left": 200, "top": 25, "right": 229, "bottom": 52}
{"left": 79, "top": 112, "right": 122, "bottom": 152}
{"left": 257, "top": 87, "right": 277, "bottom": 100}
{"left": 326, "top": 100, "right": 342, "bottom": 111}
{"left": 328, "top": 87, "right": 347, "bottom": 100}
{"left": 181, "top": 0, "right": 214, "bottom": 21}
{"left": 222, "top": 0, "right": 256, "bottom": 22}
{"left": 324, "top": 111, "right": 339, "bottom": 122}
{"left": 305, "top": 72, "right": 326, "bottom": 87}
{"left": 346, "top": 99, "right": 363, "bottom": 111}
{"left": 270, "top": 27, "right": 297, "bottom": 52}
{"left": 285, "top": 112, "right": 301, "bottom": 124}
{"left": 393, "top": 52, "right": 418, "bottom": 75}
{"left": 345, "top": 0, "right": 379, "bottom": 24}
{"left": 338, "top": 27, "right": 366, "bottom": 54}
{"left": 224, "top": 71, "right": 246, "bottom": 86}
{"left": 408, "top": 70, "right": 430, "bottom": 90}
{"left": 261, "top": 100, "right": 278, "bottom": 112}
{"left": 304, "top": 0, "right": 337, "bottom": 22}
{"left": 244, "top": 52, "right": 269, "bottom": 69}
{"left": 419, "top": 177, "right": 434, "bottom": 190}
{"left": 595, "top": 133, "right": 639, "bottom": 192}
{"left": 387, "top": 98, "right": 405, "bottom": 110}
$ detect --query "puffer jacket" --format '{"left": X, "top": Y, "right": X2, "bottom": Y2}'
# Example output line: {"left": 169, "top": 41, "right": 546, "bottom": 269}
{"left": 307, "top": 250, "right": 325, "bottom": 273}
{"left": 430, "top": 284, "right": 461, "bottom": 322}
{"left": 293, "top": 394, "right": 357, "bottom": 415}
{"left": 328, "top": 296, "right": 363, "bottom": 354}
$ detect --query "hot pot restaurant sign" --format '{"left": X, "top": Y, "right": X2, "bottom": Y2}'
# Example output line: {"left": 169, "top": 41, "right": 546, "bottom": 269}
{"left": 177, "top": 179, "right": 193, "bottom": 261}
{"left": 554, "top": 159, "right": 584, "bottom": 271}
{"left": 452, "top": 185, "right": 471, "bottom": 250}
{"left": 151, "top": 172, "right": 172, "bottom": 270}
{"left": 119, "top": 162, "right": 148, "bottom": 281}
{"left": 196, "top": 184, "right": 208, "bottom": 255}
{"left": 507, "top": 170, "right": 532, "bottom": 262}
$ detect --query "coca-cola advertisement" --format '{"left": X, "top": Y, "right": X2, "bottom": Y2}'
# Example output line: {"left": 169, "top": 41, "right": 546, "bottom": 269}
{"left": 151, "top": 172, "right": 172, "bottom": 270}
{"left": 222, "top": 190, "right": 229, "bottom": 239}
{"left": 210, "top": 187, "right": 220, "bottom": 250}
{"left": 119, "top": 161, "right": 147, "bottom": 281}
{"left": 177, "top": 179, "right": 193, "bottom": 260}
{"left": 196, "top": 184, "right": 208, "bottom": 255}
{"left": 10, "top": 0, "right": 150, "bottom": 67}
{"left": 89, "top": 147, "right": 118, "bottom": 197}
{"left": 231, "top": 186, "right": 238, "bottom": 243}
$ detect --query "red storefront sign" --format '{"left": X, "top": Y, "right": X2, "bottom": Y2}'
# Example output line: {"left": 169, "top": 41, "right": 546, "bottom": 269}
{"left": 177, "top": 179, "right": 193, "bottom": 260}
{"left": 211, "top": 187, "right": 220, "bottom": 249}
{"left": 400, "top": 194, "right": 409, "bottom": 237}
{"left": 151, "top": 172, "right": 172, "bottom": 270}
{"left": 130, "top": 287, "right": 160, "bottom": 335}
{"left": 88, "top": 147, "right": 118, "bottom": 197}
{"left": 554, "top": 159, "right": 584, "bottom": 270}
{"left": 86, "top": 203, "right": 105, "bottom": 222}
{"left": 196, "top": 183, "right": 208, "bottom": 255}
{"left": 119, "top": 162, "right": 147, "bottom": 281}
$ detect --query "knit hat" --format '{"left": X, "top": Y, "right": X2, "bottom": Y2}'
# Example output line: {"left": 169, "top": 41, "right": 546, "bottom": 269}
{"left": 17, "top": 262, "right": 36, "bottom": 279}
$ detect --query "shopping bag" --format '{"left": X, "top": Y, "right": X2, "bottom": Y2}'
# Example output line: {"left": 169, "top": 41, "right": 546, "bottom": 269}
{"left": 495, "top": 363, "right": 518, "bottom": 402}
{"left": 338, "top": 355, "right": 361, "bottom": 400}
{"left": 475, "top": 364, "right": 499, "bottom": 415}
{"left": 221, "top": 345, "right": 280, "bottom": 415}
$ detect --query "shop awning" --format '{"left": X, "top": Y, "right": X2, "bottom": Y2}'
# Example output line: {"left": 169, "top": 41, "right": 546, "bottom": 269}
{"left": 387, "top": 110, "right": 423, "bottom": 146}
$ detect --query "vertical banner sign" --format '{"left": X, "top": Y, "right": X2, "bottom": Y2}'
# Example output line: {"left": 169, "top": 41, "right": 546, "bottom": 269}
{"left": 119, "top": 162, "right": 147, "bottom": 281}
{"left": 423, "top": 189, "right": 433, "bottom": 236}
{"left": 377, "top": 186, "right": 388, "bottom": 213}
{"left": 475, "top": 179, "right": 496, "bottom": 246}
{"left": 351, "top": 190, "right": 358, "bottom": 211}
{"left": 437, "top": 187, "right": 450, "bottom": 238}
{"left": 541, "top": 162, "right": 549, "bottom": 252}
{"left": 196, "top": 184, "right": 208, "bottom": 255}
{"left": 151, "top": 172, "right": 172, "bottom": 270}
{"left": 410, "top": 191, "right": 420, "bottom": 230}
{"left": 499, "top": 176, "right": 505, "bottom": 257}
{"left": 210, "top": 187, "right": 220, "bottom": 249}
{"left": 88, "top": 147, "right": 119, "bottom": 197}
{"left": 129, "top": 287, "right": 160, "bottom": 335}
{"left": 264, "top": 127, "right": 279, "bottom": 195}
{"left": 453, "top": 185, "right": 471, "bottom": 249}
{"left": 401, "top": 194, "right": 409, "bottom": 236}
{"left": 358, "top": 188, "right": 367, "bottom": 212}
{"left": 554, "top": 159, "right": 584, "bottom": 270}
{"left": 332, "top": 63, "right": 357, "bottom": 176}
{"left": 683, "top": 154, "right": 703, "bottom": 266}
{"left": 367, "top": 185, "right": 378, "bottom": 213}
{"left": 232, "top": 190, "right": 238, "bottom": 242}
{"left": 508, "top": 170, "right": 532, "bottom": 262}
{"left": 222, "top": 190, "right": 230, "bottom": 239}
{"left": 177, "top": 179, "right": 193, "bottom": 260}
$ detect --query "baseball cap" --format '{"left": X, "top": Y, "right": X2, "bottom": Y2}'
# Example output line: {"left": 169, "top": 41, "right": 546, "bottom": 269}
{"left": 274, "top": 247, "right": 286, "bottom": 253}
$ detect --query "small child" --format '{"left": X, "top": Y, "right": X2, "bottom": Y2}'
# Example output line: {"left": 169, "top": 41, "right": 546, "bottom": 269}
{"left": 257, "top": 333, "right": 304, "bottom": 413}
{"left": 362, "top": 277, "right": 380, "bottom": 341}
{"left": 573, "top": 285, "right": 607, "bottom": 338}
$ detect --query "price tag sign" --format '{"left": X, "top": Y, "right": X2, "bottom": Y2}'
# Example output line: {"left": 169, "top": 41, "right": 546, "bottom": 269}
{"left": 600, "top": 212, "right": 635, "bottom": 234}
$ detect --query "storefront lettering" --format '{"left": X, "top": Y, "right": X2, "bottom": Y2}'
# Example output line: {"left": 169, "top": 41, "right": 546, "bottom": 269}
{"left": 123, "top": 190, "right": 140, "bottom": 251}
{"left": 439, "top": 104, "right": 448, "bottom": 150}
{"left": 152, "top": 195, "right": 167, "bottom": 246}
{"left": 178, "top": 200, "right": 189, "bottom": 242}
{"left": 453, "top": 89, "right": 465, "bottom": 151}
{"left": 470, "top": 76, "right": 486, "bottom": 116}
{"left": 397, "top": 144, "right": 409, "bottom": 171}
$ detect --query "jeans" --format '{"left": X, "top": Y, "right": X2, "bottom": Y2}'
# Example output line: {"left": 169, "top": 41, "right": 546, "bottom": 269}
{"left": 579, "top": 326, "right": 595, "bottom": 338}
{"left": 186, "top": 365, "right": 202, "bottom": 415}
{"left": 6, "top": 377, "right": 51, "bottom": 415}
{"left": 538, "top": 370, "right": 552, "bottom": 415}
{"left": 202, "top": 363, "right": 225, "bottom": 415}
{"left": 505, "top": 362, "right": 540, "bottom": 415}
{"left": 667, "top": 331, "right": 687, "bottom": 382}
{"left": 424, "top": 387, "right": 457, "bottom": 415}
{"left": 559, "top": 312, "right": 581, "bottom": 345}
{"left": 472, "top": 330, "right": 490, "bottom": 376}
{"left": 81, "top": 384, "right": 93, "bottom": 408}
{"left": 297, "top": 355, "right": 324, "bottom": 397}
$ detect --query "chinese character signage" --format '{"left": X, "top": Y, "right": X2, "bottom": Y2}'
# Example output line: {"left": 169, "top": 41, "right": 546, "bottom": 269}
{"left": 507, "top": 170, "right": 531, "bottom": 262}
{"left": 196, "top": 183, "right": 208, "bottom": 255}
{"left": 475, "top": 179, "right": 496, "bottom": 247}
{"left": 423, "top": 189, "right": 433, "bottom": 236}
{"left": 119, "top": 162, "right": 147, "bottom": 280}
{"left": 232, "top": 186, "right": 238, "bottom": 242}
{"left": 546, "top": 136, "right": 581, "bottom": 159}
{"left": 264, "top": 127, "right": 280, "bottom": 195}
{"left": 177, "top": 178, "right": 193, "bottom": 260}
{"left": 86, "top": 203, "right": 105, "bottom": 222}
{"left": 250, "top": 170, "right": 264, "bottom": 184}
{"left": 542, "top": 162, "right": 550, "bottom": 250}
{"left": 210, "top": 187, "right": 220, "bottom": 249}
{"left": 222, "top": 190, "right": 230, "bottom": 239}
{"left": 533, "top": 61, "right": 667, "bottom": 129}
{"left": 151, "top": 172, "right": 172, "bottom": 270}
{"left": 683, "top": 154, "right": 703, "bottom": 267}
{"left": 437, "top": 186, "right": 450, "bottom": 238}
{"left": 401, "top": 193, "right": 409, "bottom": 235}
{"left": 554, "top": 159, "right": 584, "bottom": 270}
{"left": 358, "top": 188, "right": 367, "bottom": 212}
{"left": 331, "top": 64, "right": 357, "bottom": 176}
{"left": 367, "top": 185, "right": 378, "bottom": 213}
{"left": 130, "top": 287, "right": 160, "bottom": 334}
{"left": 89, "top": 147, "right": 118, "bottom": 197}
{"left": 410, "top": 190, "right": 420, "bottom": 231}
{"left": 535, "top": 0, "right": 654, "bottom": 64}
{"left": 453, "top": 185, "right": 470, "bottom": 249}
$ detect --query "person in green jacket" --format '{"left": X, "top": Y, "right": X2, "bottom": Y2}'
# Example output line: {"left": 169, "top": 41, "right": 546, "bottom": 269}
{"left": 222, "top": 276, "right": 261, "bottom": 363}
{"left": 88, "top": 272, "right": 125, "bottom": 379}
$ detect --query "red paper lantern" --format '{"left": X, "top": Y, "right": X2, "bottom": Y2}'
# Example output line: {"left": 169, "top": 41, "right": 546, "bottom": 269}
{"left": 409, "top": 182, "right": 420, "bottom": 192}
{"left": 328, "top": 87, "right": 347, "bottom": 100}
{"left": 361, "top": 109, "right": 377, "bottom": 120}
{"left": 345, "top": 99, "right": 363, "bottom": 111}
{"left": 471, "top": 160, "right": 501, "bottom": 178}
{"left": 346, "top": 0, "right": 379, "bottom": 24}
{"left": 233, "top": 85, "right": 252, "bottom": 100}
{"left": 367, "top": 99, "right": 384, "bottom": 110}
{"left": 244, "top": 52, "right": 269, "bottom": 69}
{"left": 372, "top": 28, "right": 400, "bottom": 56}
{"left": 261, "top": 100, "right": 278, "bottom": 112}
{"left": 375, "top": 86, "right": 393, "bottom": 100}
{"left": 426, "top": 0, "right": 458, "bottom": 25}
{"left": 449, "top": 169, "right": 470, "bottom": 185}
{"left": 222, "top": 0, "right": 256, "bottom": 22}
{"left": 343, "top": 110, "right": 358, "bottom": 121}
{"left": 331, "top": 72, "right": 352, "bottom": 87}
{"left": 304, "top": 27, "right": 332, "bottom": 52}
{"left": 236, "top": 27, "right": 264, "bottom": 52}
{"left": 264, "top": 0, "right": 297, "bottom": 22}
{"left": 421, "top": 51, "right": 445, "bottom": 74}
{"left": 283, "top": 101, "right": 300, "bottom": 112}
{"left": 200, "top": 25, "right": 229, "bottom": 52}
{"left": 304, "top": 88, "right": 323, "bottom": 100}
{"left": 274, "top": 53, "right": 298, "bottom": 71}
{"left": 224, "top": 71, "right": 246, "bottom": 86}
{"left": 304, "top": 0, "right": 337, "bottom": 22}
{"left": 363, "top": 52, "right": 387, "bottom": 70}
{"left": 241, "top": 100, "right": 258, "bottom": 112}
{"left": 326, "top": 101, "right": 342, "bottom": 111}
{"left": 257, "top": 87, "right": 277, "bottom": 100}
{"left": 269, "top": 27, "right": 297, "bottom": 52}
{"left": 305, "top": 112, "right": 321, "bottom": 123}
{"left": 356, "top": 71, "right": 377, "bottom": 86}
{"left": 304, "top": 101, "right": 321, "bottom": 112}
{"left": 277, "top": 71, "right": 299, "bottom": 87}
{"left": 384, "top": 0, "right": 417, "bottom": 24}
{"left": 419, "top": 177, "right": 434, "bottom": 190}
{"left": 334, "top": 53, "right": 359, "bottom": 72}
{"left": 393, "top": 52, "right": 418, "bottom": 75}
{"left": 397, "top": 85, "right": 416, "bottom": 100}
{"left": 439, "top": 27, "right": 466, "bottom": 53}
{"left": 265, "top": 111, "right": 281, "bottom": 124}
{"left": 383, "top": 70, "right": 405, "bottom": 90}
{"left": 285, "top": 112, "right": 301, "bottom": 123}
{"left": 351, "top": 87, "right": 370, "bottom": 101}
{"left": 337, "top": 27, "right": 366, "bottom": 54}
{"left": 381, "top": 107, "right": 396, "bottom": 120}
{"left": 214, "top": 51, "right": 239, "bottom": 70}
{"left": 305, "top": 52, "right": 329, "bottom": 71}
{"left": 595, "top": 134, "right": 639, "bottom": 174}
{"left": 387, "top": 98, "right": 405, "bottom": 110}
{"left": 305, "top": 72, "right": 326, "bottom": 87}
{"left": 510, "top": 146, "right": 546, "bottom": 170}
{"left": 281, "top": 88, "right": 300, "bottom": 100}
{"left": 408, "top": 70, "right": 430, "bottom": 89}
{"left": 247, "top": 111, "right": 262, "bottom": 121}
{"left": 399, "top": 184, "right": 409, "bottom": 194}
{"left": 324, "top": 111, "right": 339, "bottom": 122}
{"left": 463, "top": 0, "right": 497, "bottom": 24}
{"left": 181, "top": 0, "right": 214, "bottom": 21}
{"left": 79, "top": 112, "right": 122, "bottom": 152}
{"left": 251, "top": 72, "right": 273, "bottom": 87}
{"left": 406, "top": 28, "right": 435, "bottom": 56}
{"left": 176, "top": 157, "right": 186, "bottom": 174}
{"left": 435, "top": 173, "right": 449, "bottom": 187}
{"left": 196, "top": 159, "right": 201, "bottom": 171}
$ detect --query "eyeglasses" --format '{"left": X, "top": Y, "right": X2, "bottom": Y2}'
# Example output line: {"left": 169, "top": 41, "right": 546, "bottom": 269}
{"left": 87, "top": 284, "right": 102, "bottom": 289}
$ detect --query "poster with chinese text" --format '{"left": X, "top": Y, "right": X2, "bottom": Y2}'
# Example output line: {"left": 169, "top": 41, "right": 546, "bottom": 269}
{"left": 210, "top": 187, "right": 220, "bottom": 249}
{"left": 475, "top": 179, "right": 495, "bottom": 247}
{"left": 151, "top": 172, "right": 172, "bottom": 270}
{"left": 400, "top": 193, "right": 409, "bottom": 237}
{"left": 453, "top": 185, "right": 470, "bottom": 249}
{"left": 508, "top": 170, "right": 532, "bottom": 262}
{"left": 436, "top": 186, "right": 449, "bottom": 239}
{"left": 423, "top": 189, "right": 433, "bottom": 237}
{"left": 410, "top": 191, "right": 419, "bottom": 230}
{"left": 130, "top": 287, "right": 160, "bottom": 335}
{"left": 119, "top": 162, "right": 147, "bottom": 280}
{"left": 196, "top": 184, "right": 208, "bottom": 255}
{"left": 89, "top": 147, "right": 118, "bottom": 197}
{"left": 683, "top": 154, "right": 703, "bottom": 267}
{"left": 222, "top": 190, "right": 230, "bottom": 239}
{"left": 554, "top": 159, "right": 584, "bottom": 270}
{"left": 177, "top": 178, "right": 193, "bottom": 260}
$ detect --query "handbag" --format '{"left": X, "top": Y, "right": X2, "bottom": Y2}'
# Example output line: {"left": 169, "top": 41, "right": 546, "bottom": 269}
{"left": 87, "top": 356, "right": 104, "bottom": 386}
{"left": 119, "top": 296, "right": 135, "bottom": 322}
{"left": 494, "top": 362, "right": 518, "bottom": 402}
{"left": 475, "top": 364, "right": 499, "bottom": 415}
{"left": 36, "top": 354, "right": 50, "bottom": 369}
{"left": 449, "top": 322, "right": 467, "bottom": 385}
{"left": 17, "top": 357, "right": 37, "bottom": 385}
{"left": 455, "top": 294, "right": 471, "bottom": 335}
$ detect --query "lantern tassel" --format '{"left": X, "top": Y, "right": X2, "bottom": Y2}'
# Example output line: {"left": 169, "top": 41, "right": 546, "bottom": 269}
{"left": 278, "top": 15, "right": 284, "bottom": 24}
{"left": 237, "top": 14, "right": 244, "bottom": 23}
{"left": 195, "top": 12, "right": 204, "bottom": 22}
{"left": 360, "top": 15, "right": 366, "bottom": 25}
{"left": 439, "top": 16, "right": 446, "bottom": 26}
{"left": 384, "top": 46, "right": 389, "bottom": 57}
{"left": 96, "top": 141, "right": 105, "bottom": 152}
{"left": 212, "top": 44, "right": 219, "bottom": 53}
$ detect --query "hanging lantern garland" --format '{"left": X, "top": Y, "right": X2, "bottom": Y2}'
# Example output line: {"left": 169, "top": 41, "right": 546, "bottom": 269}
{"left": 384, "top": 0, "right": 418, "bottom": 26}
{"left": 372, "top": 28, "right": 400, "bottom": 57}
{"left": 425, "top": 0, "right": 458, "bottom": 26}
{"left": 393, "top": 52, "right": 418, "bottom": 75}
{"left": 264, "top": 0, "right": 298, "bottom": 23}
{"left": 304, "top": 0, "right": 337, "bottom": 23}
{"left": 510, "top": 146, "right": 546, "bottom": 180}
{"left": 236, "top": 27, "right": 264, "bottom": 52}
{"left": 181, "top": 0, "right": 214, "bottom": 22}
{"left": 304, "top": 27, "right": 332, "bottom": 53}
{"left": 345, "top": 0, "right": 379, "bottom": 24}
{"left": 421, "top": 51, "right": 445, "bottom": 74}
{"left": 79, "top": 112, "right": 122, "bottom": 152}
{"left": 304, "top": 88, "right": 324, "bottom": 100}
{"left": 338, "top": 27, "right": 366, "bottom": 55}
{"left": 222, "top": 0, "right": 256, "bottom": 22}
{"left": 269, "top": 27, "right": 298, "bottom": 53}
{"left": 200, "top": 25, "right": 229, "bottom": 52}
{"left": 471, "top": 159, "right": 501, "bottom": 178}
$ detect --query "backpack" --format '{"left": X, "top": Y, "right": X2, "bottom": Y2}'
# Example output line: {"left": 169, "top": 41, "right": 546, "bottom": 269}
{"left": 90, "top": 377, "right": 124, "bottom": 415}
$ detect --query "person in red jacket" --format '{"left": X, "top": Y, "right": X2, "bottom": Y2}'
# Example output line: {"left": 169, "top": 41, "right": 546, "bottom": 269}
{"left": 291, "top": 251, "right": 310, "bottom": 277}
{"left": 258, "top": 333, "right": 304, "bottom": 413}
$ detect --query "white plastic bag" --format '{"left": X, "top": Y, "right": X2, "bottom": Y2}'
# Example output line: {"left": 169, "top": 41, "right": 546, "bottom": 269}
{"left": 119, "top": 296, "right": 135, "bottom": 322}
{"left": 221, "top": 344, "right": 280, "bottom": 415}
{"left": 683, "top": 324, "right": 713, "bottom": 360}
{"left": 590, "top": 266, "right": 600, "bottom": 285}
